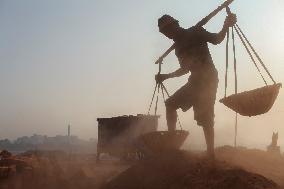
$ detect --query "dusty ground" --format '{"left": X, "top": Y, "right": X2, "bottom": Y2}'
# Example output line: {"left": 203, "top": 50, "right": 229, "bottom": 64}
{"left": 216, "top": 146, "right": 284, "bottom": 188}
{"left": 102, "top": 150, "right": 279, "bottom": 189}
{"left": 0, "top": 154, "right": 129, "bottom": 189}
{"left": 0, "top": 147, "right": 283, "bottom": 189}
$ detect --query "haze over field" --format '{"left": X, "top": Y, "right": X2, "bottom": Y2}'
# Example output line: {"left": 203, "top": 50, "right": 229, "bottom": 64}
{"left": 0, "top": 0, "right": 284, "bottom": 150}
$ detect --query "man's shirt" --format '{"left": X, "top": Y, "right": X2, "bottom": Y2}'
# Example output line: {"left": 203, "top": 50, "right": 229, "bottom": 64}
{"left": 174, "top": 27, "right": 220, "bottom": 72}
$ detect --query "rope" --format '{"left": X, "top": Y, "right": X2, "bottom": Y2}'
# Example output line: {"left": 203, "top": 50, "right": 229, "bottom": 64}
{"left": 232, "top": 27, "right": 238, "bottom": 94}
{"left": 235, "top": 24, "right": 276, "bottom": 84}
{"left": 233, "top": 26, "right": 268, "bottom": 85}
{"left": 224, "top": 30, "right": 230, "bottom": 97}
{"left": 234, "top": 112, "right": 238, "bottom": 147}
{"left": 231, "top": 27, "right": 238, "bottom": 147}
{"left": 176, "top": 114, "right": 183, "bottom": 130}
{"left": 147, "top": 83, "right": 158, "bottom": 115}
{"left": 161, "top": 83, "right": 166, "bottom": 104}
{"left": 148, "top": 61, "right": 162, "bottom": 115}
{"left": 154, "top": 84, "right": 160, "bottom": 116}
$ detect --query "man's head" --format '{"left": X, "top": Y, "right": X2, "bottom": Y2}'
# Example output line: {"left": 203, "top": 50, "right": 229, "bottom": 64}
{"left": 158, "top": 14, "right": 180, "bottom": 39}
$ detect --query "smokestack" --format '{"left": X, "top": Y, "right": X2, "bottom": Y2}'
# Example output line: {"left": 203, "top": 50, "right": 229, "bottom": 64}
{"left": 68, "top": 124, "right": 71, "bottom": 157}
{"left": 68, "top": 124, "right": 71, "bottom": 137}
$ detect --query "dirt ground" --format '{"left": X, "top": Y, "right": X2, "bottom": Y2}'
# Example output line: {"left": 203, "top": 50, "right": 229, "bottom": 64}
{"left": 0, "top": 154, "right": 129, "bottom": 189}
{"left": 102, "top": 150, "right": 279, "bottom": 189}
{"left": 1, "top": 147, "right": 283, "bottom": 189}
{"left": 216, "top": 146, "right": 284, "bottom": 188}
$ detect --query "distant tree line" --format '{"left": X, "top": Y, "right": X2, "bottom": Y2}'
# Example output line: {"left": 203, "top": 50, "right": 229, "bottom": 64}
{"left": 0, "top": 134, "right": 97, "bottom": 153}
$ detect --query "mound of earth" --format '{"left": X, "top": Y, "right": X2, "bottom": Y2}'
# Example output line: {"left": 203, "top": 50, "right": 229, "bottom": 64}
{"left": 102, "top": 150, "right": 278, "bottom": 189}
{"left": 216, "top": 145, "right": 284, "bottom": 188}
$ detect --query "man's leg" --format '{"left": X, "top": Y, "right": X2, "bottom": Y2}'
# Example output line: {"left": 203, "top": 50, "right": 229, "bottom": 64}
{"left": 165, "top": 83, "right": 190, "bottom": 132}
{"left": 203, "top": 125, "right": 215, "bottom": 159}
{"left": 195, "top": 106, "right": 215, "bottom": 159}
{"left": 166, "top": 104, "right": 178, "bottom": 132}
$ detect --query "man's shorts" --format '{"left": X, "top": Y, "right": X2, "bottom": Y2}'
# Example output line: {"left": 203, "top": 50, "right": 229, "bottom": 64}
{"left": 165, "top": 68, "right": 218, "bottom": 127}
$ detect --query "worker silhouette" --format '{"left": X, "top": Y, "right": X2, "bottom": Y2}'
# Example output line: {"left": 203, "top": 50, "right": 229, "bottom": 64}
{"left": 156, "top": 14, "right": 236, "bottom": 159}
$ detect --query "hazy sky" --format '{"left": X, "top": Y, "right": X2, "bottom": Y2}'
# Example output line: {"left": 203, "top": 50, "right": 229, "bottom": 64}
{"left": 1, "top": 0, "right": 284, "bottom": 150}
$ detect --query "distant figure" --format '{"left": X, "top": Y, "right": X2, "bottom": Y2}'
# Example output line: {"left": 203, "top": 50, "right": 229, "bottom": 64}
{"left": 267, "top": 132, "right": 280, "bottom": 155}
{"left": 156, "top": 14, "right": 236, "bottom": 159}
{"left": 271, "top": 132, "right": 278, "bottom": 147}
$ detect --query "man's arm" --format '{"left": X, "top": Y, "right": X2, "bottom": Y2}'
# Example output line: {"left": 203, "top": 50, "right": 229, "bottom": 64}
{"left": 204, "top": 14, "right": 237, "bottom": 45}
{"left": 156, "top": 68, "right": 189, "bottom": 83}
{"left": 168, "top": 68, "right": 189, "bottom": 78}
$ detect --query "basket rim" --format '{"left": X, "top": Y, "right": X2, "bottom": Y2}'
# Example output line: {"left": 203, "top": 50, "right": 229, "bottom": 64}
{"left": 220, "top": 83, "right": 282, "bottom": 102}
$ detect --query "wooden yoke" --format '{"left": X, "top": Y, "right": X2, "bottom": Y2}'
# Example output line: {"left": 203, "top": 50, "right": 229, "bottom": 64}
{"left": 155, "top": 0, "right": 234, "bottom": 64}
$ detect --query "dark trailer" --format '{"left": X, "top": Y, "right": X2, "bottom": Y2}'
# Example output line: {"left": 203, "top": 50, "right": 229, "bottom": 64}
{"left": 96, "top": 114, "right": 159, "bottom": 160}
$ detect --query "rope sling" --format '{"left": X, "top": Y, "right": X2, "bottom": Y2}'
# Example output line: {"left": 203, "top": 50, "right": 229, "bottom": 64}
{"left": 221, "top": 7, "right": 282, "bottom": 146}
{"left": 145, "top": 62, "right": 189, "bottom": 154}
{"left": 220, "top": 10, "right": 281, "bottom": 117}
{"left": 147, "top": 62, "right": 183, "bottom": 130}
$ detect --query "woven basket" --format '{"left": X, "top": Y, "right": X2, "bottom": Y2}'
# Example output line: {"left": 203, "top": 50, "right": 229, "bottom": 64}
{"left": 220, "top": 83, "right": 281, "bottom": 116}
{"left": 138, "top": 130, "right": 189, "bottom": 154}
